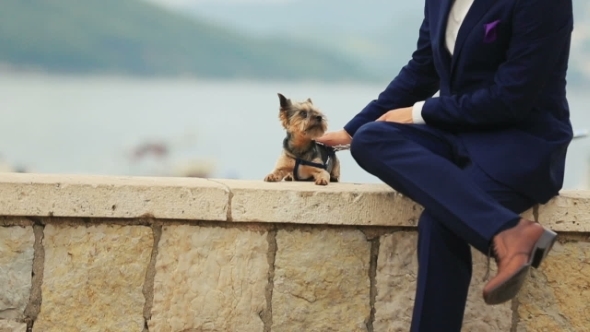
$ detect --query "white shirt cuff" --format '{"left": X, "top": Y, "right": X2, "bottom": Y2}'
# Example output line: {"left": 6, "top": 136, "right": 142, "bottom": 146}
{"left": 412, "top": 101, "right": 426, "bottom": 124}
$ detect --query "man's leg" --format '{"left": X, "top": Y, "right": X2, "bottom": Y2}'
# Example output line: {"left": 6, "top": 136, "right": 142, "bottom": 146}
{"left": 349, "top": 121, "right": 522, "bottom": 254}
{"left": 411, "top": 163, "right": 535, "bottom": 332}
{"left": 412, "top": 211, "right": 472, "bottom": 332}
{"left": 349, "top": 121, "right": 552, "bottom": 308}
{"left": 342, "top": 121, "right": 477, "bottom": 330}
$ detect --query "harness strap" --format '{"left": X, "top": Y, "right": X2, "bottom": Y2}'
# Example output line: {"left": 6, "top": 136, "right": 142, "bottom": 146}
{"left": 292, "top": 147, "right": 336, "bottom": 181}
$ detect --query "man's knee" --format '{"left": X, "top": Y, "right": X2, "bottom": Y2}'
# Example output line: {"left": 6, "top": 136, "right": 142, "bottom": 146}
{"left": 350, "top": 122, "right": 401, "bottom": 161}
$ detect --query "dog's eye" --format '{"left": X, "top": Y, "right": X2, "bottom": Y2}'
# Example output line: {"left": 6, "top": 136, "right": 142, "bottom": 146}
{"left": 300, "top": 111, "right": 307, "bottom": 118}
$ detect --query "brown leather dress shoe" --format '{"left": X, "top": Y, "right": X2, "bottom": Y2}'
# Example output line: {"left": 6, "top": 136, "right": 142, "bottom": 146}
{"left": 482, "top": 218, "right": 557, "bottom": 305}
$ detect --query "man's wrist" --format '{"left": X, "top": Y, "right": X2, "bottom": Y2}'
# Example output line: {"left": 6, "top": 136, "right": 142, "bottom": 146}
{"left": 412, "top": 101, "right": 426, "bottom": 124}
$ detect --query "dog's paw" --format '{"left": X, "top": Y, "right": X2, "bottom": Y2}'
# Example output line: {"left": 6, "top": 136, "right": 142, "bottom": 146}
{"left": 264, "top": 173, "right": 282, "bottom": 182}
{"left": 315, "top": 178, "right": 329, "bottom": 186}
{"left": 330, "top": 177, "right": 339, "bottom": 182}
{"left": 284, "top": 174, "right": 293, "bottom": 181}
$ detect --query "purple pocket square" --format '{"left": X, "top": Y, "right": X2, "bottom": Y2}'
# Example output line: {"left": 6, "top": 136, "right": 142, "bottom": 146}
{"left": 483, "top": 20, "right": 500, "bottom": 43}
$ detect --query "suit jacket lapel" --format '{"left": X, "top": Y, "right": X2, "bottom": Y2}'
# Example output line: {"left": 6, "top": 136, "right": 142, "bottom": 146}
{"left": 450, "top": 0, "right": 495, "bottom": 77}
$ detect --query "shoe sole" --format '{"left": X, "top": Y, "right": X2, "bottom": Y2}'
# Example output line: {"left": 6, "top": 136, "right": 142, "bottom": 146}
{"left": 483, "top": 227, "right": 557, "bottom": 305}
{"left": 531, "top": 228, "right": 558, "bottom": 269}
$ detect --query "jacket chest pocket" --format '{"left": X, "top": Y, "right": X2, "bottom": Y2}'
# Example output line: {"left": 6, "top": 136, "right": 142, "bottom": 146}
{"left": 464, "top": 19, "right": 511, "bottom": 68}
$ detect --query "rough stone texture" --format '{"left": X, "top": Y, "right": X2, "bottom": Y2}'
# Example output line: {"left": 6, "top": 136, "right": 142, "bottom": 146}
{"left": 272, "top": 228, "right": 371, "bottom": 332}
{"left": 373, "top": 232, "right": 418, "bottom": 332}
{"left": 0, "top": 320, "right": 26, "bottom": 332}
{"left": 537, "top": 190, "right": 590, "bottom": 232}
{"left": 0, "top": 217, "right": 33, "bottom": 227}
{"left": 520, "top": 207, "right": 536, "bottom": 222}
{"left": 516, "top": 240, "right": 590, "bottom": 331}
{"left": 220, "top": 179, "right": 423, "bottom": 226}
{"left": 462, "top": 250, "right": 512, "bottom": 332}
{"left": 0, "top": 225, "right": 35, "bottom": 321}
{"left": 0, "top": 173, "right": 229, "bottom": 221}
{"left": 149, "top": 225, "right": 269, "bottom": 332}
{"left": 373, "top": 232, "right": 512, "bottom": 332}
{"left": 34, "top": 224, "right": 153, "bottom": 332}
{"left": 24, "top": 225, "right": 45, "bottom": 325}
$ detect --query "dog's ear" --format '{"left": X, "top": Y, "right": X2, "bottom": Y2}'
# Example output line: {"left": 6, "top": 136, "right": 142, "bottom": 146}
{"left": 306, "top": 98, "right": 313, "bottom": 104}
{"left": 278, "top": 93, "right": 291, "bottom": 109}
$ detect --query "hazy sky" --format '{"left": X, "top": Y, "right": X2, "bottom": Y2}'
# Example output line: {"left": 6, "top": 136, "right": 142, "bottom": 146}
{"left": 145, "top": 0, "right": 297, "bottom": 7}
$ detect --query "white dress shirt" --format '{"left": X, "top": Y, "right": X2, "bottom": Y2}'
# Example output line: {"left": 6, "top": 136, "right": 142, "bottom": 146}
{"left": 411, "top": 0, "right": 474, "bottom": 124}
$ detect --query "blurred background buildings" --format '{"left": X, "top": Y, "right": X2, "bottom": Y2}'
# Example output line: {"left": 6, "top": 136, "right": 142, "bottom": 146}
{"left": 1, "top": 0, "right": 590, "bottom": 187}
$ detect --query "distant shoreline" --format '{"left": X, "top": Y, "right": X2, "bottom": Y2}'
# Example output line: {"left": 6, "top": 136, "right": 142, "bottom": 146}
{"left": 0, "top": 68, "right": 389, "bottom": 86}
{"left": 1, "top": 69, "right": 589, "bottom": 93}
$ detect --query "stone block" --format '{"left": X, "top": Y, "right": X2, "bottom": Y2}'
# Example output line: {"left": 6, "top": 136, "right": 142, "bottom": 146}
{"left": 219, "top": 179, "right": 422, "bottom": 226}
{"left": 373, "top": 232, "right": 418, "bottom": 331}
{"left": 537, "top": 190, "right": 590, "bottom": 232}
{"left": 516, "top": 240, "right": 590, "bottom": 331}
{"left": 0, "top": 225, "right": 35, "bottom": 321}
{"left": 0, "top": 320, "right": 26, "bottom": 332}
{"left": 463, "top": 250, "right": 513, "bottom": 332}
{"left": 149, "top": 225, "right": 269, "bottom": 332}
{"left": 520, "top": 207, "right": 536, "bottom": 222}
{"left": 34, "top": 224, "right": 153, "bottom": 332}
{"left": 272, "top": 228, "right": 371, "bottom": 331}
{"left": 373, "top": 232, "right": 512, "bottom": 332}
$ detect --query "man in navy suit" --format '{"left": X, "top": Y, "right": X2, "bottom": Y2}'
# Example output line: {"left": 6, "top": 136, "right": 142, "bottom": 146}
{"left": 317, "top": 0, "right": 573, "bottom": 330}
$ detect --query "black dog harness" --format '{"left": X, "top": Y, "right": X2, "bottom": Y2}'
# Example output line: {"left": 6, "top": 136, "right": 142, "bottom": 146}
{"left": 292, "top": 143, "right": 337, "bottom": 181}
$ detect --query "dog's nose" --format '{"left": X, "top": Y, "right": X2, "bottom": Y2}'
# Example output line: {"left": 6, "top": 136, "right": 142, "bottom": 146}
{"left": 315, "top": 115, "right": 322, "bottom": 121}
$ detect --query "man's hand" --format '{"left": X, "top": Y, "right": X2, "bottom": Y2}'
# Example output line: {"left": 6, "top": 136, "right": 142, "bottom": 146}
{"left": 316, "top": 108, "right": 413, "bottom": 146}
{"left": 376, "top": 107, "right": 414, "bottom": 124}
{"left": 315, "top": 129, "right": 352, "bottom": 146}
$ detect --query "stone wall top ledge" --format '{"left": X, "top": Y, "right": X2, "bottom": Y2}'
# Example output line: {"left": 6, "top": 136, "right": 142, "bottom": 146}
{"left": 215, "top": 178, "right": 422, "bottom": 226}
{"left": 0, "top": 173, "right": 230, "bottom": 221}
{"left": 537, "top": 189, "right": 590, "bottom": 232}
{"left": 0, "top": 173, "right": 588, "bottom": 231}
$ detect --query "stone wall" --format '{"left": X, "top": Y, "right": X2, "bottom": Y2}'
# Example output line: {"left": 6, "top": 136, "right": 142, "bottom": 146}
{"left": 0, "top": 173, "right": 588, "bottom": 332}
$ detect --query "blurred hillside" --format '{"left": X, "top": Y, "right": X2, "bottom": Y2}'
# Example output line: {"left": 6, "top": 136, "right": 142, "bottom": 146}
{"left": 0, "top": 0, "right": 375, "bottom": 81}
{"left": 177, "top": 0, "right": 590, "bottom": 85}
{"left": 179, "top": 1, "right": 425, "bottom": 76}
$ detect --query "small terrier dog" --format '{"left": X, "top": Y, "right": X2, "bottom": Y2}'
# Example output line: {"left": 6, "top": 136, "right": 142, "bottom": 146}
{"left": 264, "top": 93, "right": 340, "bottom": 185}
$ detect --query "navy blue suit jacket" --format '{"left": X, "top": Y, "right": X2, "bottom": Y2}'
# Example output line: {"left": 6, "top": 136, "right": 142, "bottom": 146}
{"left": 344, "top": 0, "right": 575, "bottom": 204}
